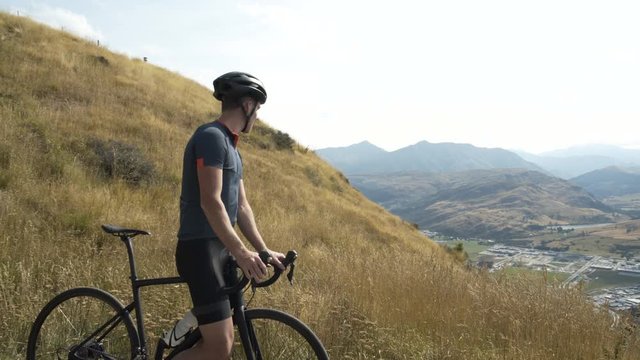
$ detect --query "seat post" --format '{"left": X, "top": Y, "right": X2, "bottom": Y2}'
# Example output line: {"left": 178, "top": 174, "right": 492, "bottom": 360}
{"left": 121, "top": 236, "right": 139, "bottom": 283}
{"left": 121, "top": 235, "right": 148, "bottom": 351}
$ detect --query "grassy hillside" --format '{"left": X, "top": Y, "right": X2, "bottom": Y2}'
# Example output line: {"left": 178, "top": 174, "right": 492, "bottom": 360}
{"left": 351, "top": 169, "right": 624, "bottom": 239}
{"left": 2, "top": 12, "right": 640, "bottom": 359}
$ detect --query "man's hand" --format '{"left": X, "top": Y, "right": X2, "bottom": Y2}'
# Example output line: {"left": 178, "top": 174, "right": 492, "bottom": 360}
{"left": 262, "top": 249, "right": 286, "bottom": 271}
{"left": 234, "top": 248, "right": 268, "bottom": 280}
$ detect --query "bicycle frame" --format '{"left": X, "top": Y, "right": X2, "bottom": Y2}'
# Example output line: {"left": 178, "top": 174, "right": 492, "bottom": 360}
{"left": 115, "top": 234, "right": 266, "bottom": 359}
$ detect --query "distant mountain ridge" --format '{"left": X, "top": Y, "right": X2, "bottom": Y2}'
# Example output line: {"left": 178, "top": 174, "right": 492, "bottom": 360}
{"left": 570, "top": 166, "right": 640, "bottom": 198}
{"left": 517, "top": 145, "right": 640, "bottom": 179}
{"left": 317, "top": 141, "right": 544, "bottom": 174}
{"left": 314, "top": 141, "right": 386, "bottom": 172}
{"left": 542, "top": 144, "right": 640, "bottom": 162}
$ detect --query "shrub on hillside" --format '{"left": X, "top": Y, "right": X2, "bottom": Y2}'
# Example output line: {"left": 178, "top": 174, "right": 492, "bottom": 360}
{"left": 88, "top": 138, "right": 155, "bottom": 185}
{"left": 246, "top": 124, "right": 273, "bottom": 150}
{"left": 440, "top": 242, "right": 469, "bottom": 264}
{"left": 273, "top": 130, "right": 295, "bottom": 151}
{"left": 245, "top": 123, "right": 297, "bottom": 151}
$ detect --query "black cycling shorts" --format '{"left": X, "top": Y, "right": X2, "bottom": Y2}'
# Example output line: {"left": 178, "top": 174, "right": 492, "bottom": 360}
{"left": 175, "top": 238, "right": 232, "bottom": 325}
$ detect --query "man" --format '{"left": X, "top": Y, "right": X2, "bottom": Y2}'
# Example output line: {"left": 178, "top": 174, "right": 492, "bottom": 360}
{"left": 175, "top": 72, "right": 285, "bottom": 359}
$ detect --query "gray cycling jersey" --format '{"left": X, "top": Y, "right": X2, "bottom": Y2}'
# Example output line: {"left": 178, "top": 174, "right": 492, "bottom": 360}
{"left": 177, "top": 121, "right": 242, "bottom": 241}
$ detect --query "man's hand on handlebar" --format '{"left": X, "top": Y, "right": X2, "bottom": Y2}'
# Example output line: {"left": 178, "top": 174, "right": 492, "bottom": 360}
{"left": 235, "top": 248, "right": 287, "bottom": 281}
{"left": 260, "top": 249, "right": 286, "bottom": 271}
{"left": 223, "top": 249, "right": 298, "bottom": 293}
{"left": 235, "top": 248, "right": 268, "bottom": 281}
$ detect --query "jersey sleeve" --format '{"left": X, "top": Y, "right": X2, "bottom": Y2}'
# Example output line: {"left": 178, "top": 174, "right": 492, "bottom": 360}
{"left": 194, "top": 127, "right": 227, "bottom": 169}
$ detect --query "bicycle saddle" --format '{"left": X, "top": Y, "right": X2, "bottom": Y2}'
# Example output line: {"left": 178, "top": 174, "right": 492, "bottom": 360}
{"left": 101, "top": 224, "right": 151, "bottom": 237}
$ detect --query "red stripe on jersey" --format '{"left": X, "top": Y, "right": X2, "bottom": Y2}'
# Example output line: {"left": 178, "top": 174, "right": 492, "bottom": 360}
{"left": 196, "top": 158, "right": 204, "bottom": 168}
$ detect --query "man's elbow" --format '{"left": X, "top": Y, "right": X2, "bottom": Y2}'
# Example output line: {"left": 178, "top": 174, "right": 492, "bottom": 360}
{"left": 238, "top": 203, "right": 252, "bottom": 217}
{"left": 201, "top": 196, "right": 223, "bottom": 213}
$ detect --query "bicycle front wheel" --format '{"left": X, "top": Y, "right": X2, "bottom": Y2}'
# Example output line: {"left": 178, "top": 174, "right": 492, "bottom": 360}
{"left": 234, "top": 308, "right": 329, "bottom": 360}
{"left": 26, "top": 287, "right": 139, "bottom": 360}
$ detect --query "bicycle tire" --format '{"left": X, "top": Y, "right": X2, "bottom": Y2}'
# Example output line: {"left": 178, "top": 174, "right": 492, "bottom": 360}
{"left": 26, "top": 287, "right": 139, "bottom": 360}
{"left": 236, "top": 308, "right": 328, "bottom": 360}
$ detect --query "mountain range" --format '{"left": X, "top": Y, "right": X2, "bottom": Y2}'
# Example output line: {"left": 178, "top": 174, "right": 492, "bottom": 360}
{"left": 317, "top": 141, "right": 544, "bottom": 174}
{"left": 318, "top": 142, "right": 640, "bottom": 179}
{"left": 317, "top": 141, "right": 640, "bottom": 238}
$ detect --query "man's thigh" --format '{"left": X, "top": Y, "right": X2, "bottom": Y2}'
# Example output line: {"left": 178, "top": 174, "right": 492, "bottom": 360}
{"left": 176, "top": 238, "right": 232, "bottom": 323}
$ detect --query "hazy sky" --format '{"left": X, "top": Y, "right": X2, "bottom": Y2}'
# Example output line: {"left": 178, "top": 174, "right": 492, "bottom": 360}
{"left": 3, "top": 0, "right": 640, "bottom": 153}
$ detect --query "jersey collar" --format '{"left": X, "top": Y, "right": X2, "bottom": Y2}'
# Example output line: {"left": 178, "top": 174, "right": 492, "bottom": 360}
{"left": 216, "top": 121, "right": 240, "bottom": 147}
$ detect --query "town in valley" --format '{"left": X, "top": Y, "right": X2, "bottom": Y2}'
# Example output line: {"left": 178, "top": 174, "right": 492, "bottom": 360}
{"left": 429, "top": 230, "right": 640, "bottom": 312}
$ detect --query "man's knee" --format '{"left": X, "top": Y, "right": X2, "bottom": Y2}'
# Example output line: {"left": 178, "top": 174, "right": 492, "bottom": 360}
{"left": 199, "top": 318, "right": 234, "bottom": 355}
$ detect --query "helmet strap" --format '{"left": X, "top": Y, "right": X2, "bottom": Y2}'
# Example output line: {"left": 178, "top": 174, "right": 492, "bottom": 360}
{"left": 240, "top": 100, "right": 258, "bottom": 132}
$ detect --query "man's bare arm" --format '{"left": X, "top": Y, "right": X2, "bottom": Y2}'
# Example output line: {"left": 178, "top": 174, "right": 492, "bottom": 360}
{"left": 197, "top": 166, "right": 267, "bottom": 279}
{"left": 237, "top": 179, "right": 285, "bottom": 269}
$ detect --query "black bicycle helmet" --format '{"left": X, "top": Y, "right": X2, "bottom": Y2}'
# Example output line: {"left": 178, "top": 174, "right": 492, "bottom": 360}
{"left": 213, "top": 72, "right": 267, "bottom": 104}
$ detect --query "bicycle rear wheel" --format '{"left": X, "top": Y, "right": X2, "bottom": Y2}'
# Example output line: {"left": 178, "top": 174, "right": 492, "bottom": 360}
{"left": 26, "top": 287, "right": 138, "bottom": 360}
{"left": 233, "top": 308, "right": 328, "bottom": 360}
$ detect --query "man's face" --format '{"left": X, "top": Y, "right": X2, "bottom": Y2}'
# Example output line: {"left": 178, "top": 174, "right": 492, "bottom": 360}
{"left": 242, "top": 98, "right": 260, "bottom": 133}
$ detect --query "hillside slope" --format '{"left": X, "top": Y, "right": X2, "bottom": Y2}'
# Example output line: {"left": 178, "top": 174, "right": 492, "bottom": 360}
{"left": 351, "top": 169, "right": 623, "bottom": 239}
{"left": 2, "top": 13, "right": 639, "bottom": 359}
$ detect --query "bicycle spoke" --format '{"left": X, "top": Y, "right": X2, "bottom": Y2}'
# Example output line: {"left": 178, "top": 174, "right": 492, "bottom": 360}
{"left": 56, "top": 306, "right": 79, "bottom": 334}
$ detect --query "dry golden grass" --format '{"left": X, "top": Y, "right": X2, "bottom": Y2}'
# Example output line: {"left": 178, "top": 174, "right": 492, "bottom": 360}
{"left": 2, "top": 12, "right": 640, "bottom": 359}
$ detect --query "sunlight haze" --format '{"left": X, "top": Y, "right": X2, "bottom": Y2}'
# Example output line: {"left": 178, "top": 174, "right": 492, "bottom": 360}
{"left": 3, "top": 0, "right": 639, "bottom": 154}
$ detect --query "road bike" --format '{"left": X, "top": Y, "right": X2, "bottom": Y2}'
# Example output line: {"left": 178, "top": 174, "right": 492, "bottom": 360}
{"left": 26, "top": 224, "right": 329, "bottom": 359}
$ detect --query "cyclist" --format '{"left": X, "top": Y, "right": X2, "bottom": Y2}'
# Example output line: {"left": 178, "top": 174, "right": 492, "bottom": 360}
{"left": 175, "top": 72, "right": 286, "bottom": 359}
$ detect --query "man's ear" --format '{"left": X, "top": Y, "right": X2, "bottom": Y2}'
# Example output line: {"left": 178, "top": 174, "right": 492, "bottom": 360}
{"left": 241, "top": 97, "right": 253, "bottom": 112}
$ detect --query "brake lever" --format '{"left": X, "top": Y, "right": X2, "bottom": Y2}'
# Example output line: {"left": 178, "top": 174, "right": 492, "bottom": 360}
{"left": 287, "top": 262, "right": 295, "bottom": 285}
